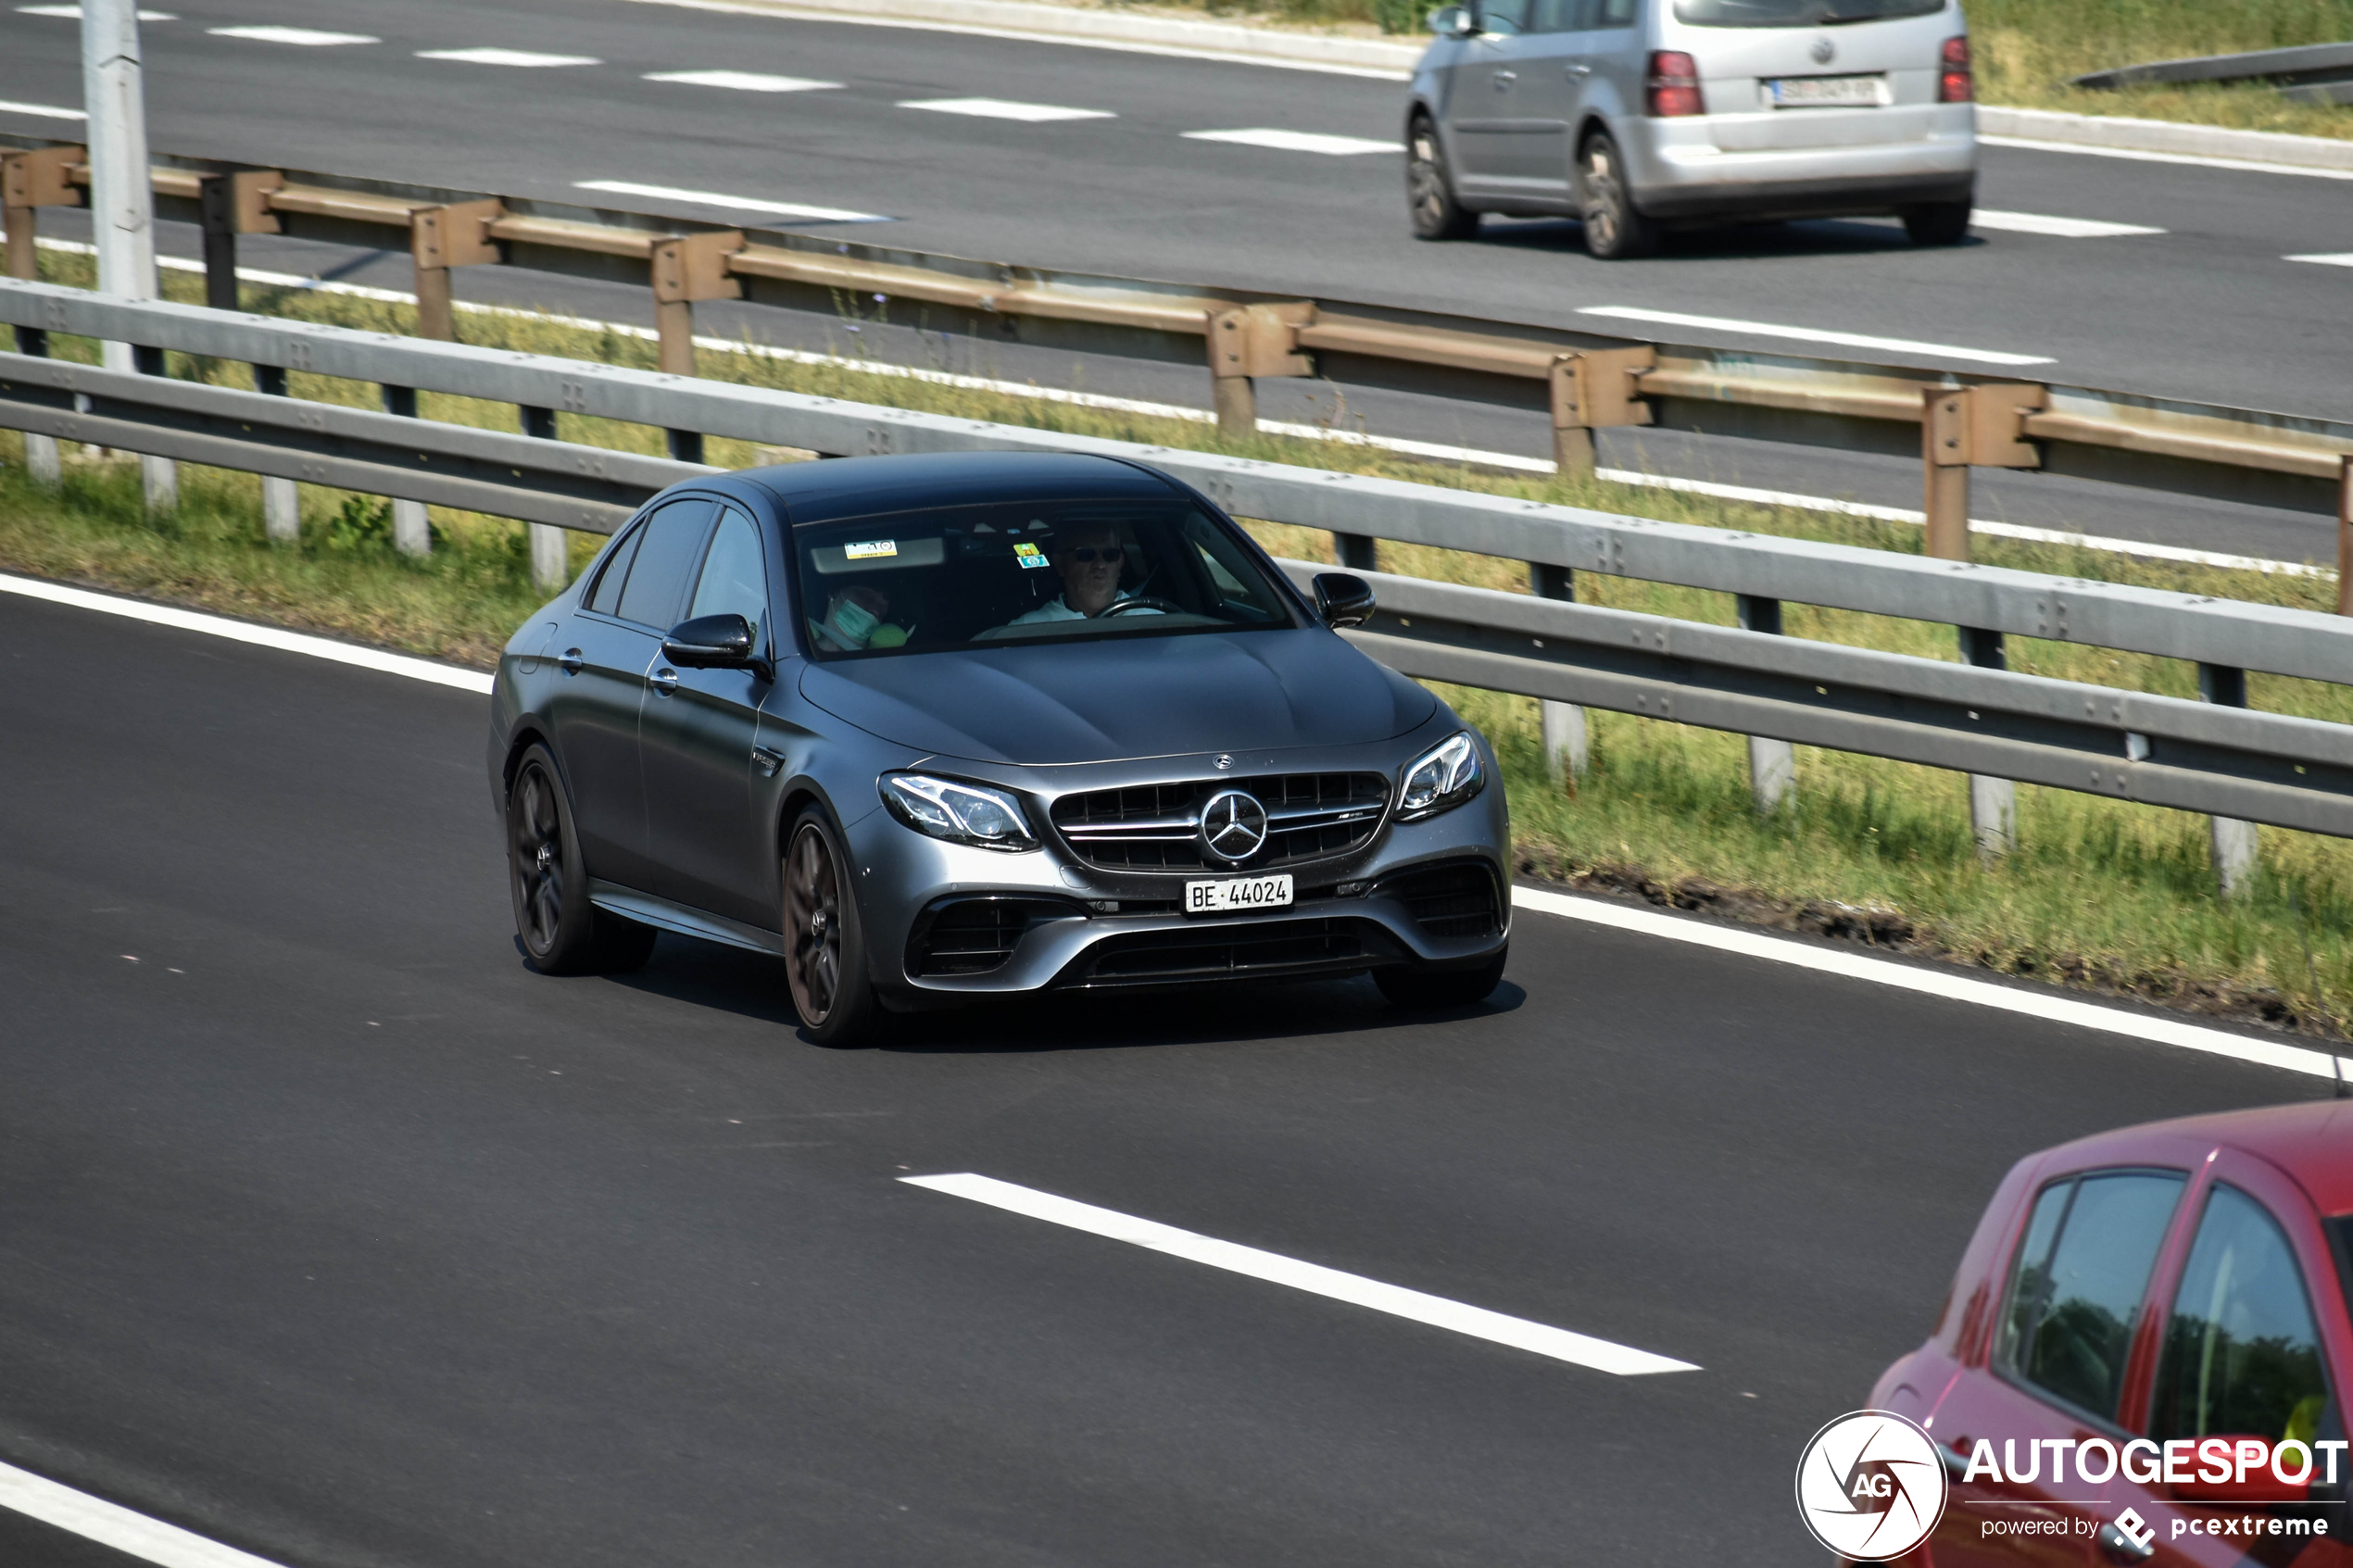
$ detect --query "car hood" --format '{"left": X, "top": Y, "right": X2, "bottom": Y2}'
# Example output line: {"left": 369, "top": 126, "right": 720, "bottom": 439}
{"left": 798, "top": 629, "right": 1436, "bottom": 765}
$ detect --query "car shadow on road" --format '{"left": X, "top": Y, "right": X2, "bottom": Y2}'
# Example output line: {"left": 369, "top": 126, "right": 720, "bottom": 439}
{"left": 585, "top": 935, "right": 1527, "bottom": 1054}
{"left": 1473, "top": 215, "right": 1981, "bottom": 260}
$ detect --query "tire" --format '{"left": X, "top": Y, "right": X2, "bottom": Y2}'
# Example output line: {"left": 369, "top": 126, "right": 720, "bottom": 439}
{"left": 1406, "top": 117, "right": 1479, "bottom": 241}
{"left": 508, "top": 745, "right": 602, "bottom": 975}
{"left": 1902, "top": 200, "right": 1972, "bottom": 246}
{"left": 1376, "top": 945, "right": 1508, "bottom": 1009}
{"left": 1577, "top": 132, "right": 1657, "bottom": 260}
{"left": 782, "top": 804, "right": 885, "bottom": 1047}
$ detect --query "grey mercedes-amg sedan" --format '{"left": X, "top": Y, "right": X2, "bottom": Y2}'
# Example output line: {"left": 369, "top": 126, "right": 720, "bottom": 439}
{"left": 487, "top": 450, "right": 1510, "bottom": 1045}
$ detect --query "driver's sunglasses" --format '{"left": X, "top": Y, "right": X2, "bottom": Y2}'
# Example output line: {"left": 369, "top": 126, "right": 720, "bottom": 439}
{"left": 1066, "top": 546, "right": 1124, "bottom": 563}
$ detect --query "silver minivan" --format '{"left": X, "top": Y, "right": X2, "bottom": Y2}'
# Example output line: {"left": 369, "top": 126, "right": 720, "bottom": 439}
{"left": 1404, "top": 0, "right": 1976, "bottom": 257}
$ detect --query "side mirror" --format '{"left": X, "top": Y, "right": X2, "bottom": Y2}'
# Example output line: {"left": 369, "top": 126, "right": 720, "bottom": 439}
{"left": 662, "top": 612, "right": 764, "bottom": 673}
{"left": 1428, "top": 4, "right": 1475, "bottom": 34}
{"left": 1313, "top": 572, "right": 1376, "bottom": 630}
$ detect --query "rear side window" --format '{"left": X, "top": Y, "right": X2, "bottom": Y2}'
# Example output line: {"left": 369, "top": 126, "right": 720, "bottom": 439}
{"left": 585, "top": 523, "right": 644, "bottom": 618}
{"left": 1674, "top": 0, "right": 1940, "bottom": 25}
{"left": 1996, "top": 1170, "right": 2187, "bottom": 1422}
{"left": 615, "top": 497, "right": 718, "bottom": 630}
{"left": 2149, "top": 1185, "right": 2331, "bottom": 1448}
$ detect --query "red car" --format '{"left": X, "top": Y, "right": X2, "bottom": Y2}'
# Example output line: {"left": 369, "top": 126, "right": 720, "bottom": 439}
{"left": 1868, "top": 1099, "right": 2353, "bottom": 1567}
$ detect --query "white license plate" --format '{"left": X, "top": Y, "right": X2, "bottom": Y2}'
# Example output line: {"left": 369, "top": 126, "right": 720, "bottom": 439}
{"left": 1184, "top": 873, "right": 1294, "bottom": 915}
{"left": 1766, "top": 74, "right": 1887, "bottom": 108}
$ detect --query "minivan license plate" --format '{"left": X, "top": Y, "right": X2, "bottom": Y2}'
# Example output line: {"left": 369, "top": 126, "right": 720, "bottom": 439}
{"left": 1766, "top": 74, "right": 1887, "bottom": 107}
{"left": 1185, "top": 873, "right": 1293, "bottom": 915}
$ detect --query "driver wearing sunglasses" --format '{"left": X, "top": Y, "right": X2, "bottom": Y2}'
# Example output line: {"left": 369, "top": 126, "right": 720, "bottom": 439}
{"left": 1003, "top": 524, "right": 1164, "bottom": 626}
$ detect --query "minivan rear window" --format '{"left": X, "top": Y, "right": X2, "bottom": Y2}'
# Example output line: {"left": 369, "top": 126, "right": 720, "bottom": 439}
{"left": 1675, "top": 0, "right": 1943, "bottom": 26}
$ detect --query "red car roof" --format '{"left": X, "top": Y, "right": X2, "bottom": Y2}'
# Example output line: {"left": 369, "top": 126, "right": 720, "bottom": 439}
{"left": 2045, "top": 1098, "right": 2353, "bottom": 1216}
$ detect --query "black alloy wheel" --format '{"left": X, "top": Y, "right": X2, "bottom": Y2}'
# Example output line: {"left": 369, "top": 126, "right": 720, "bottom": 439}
{"left": 1901, "top": 200, "right": 1973, "bottom": 246}
{"left": 783, "top": 805, "right": 882, "bottom": 1046}
{"left": 507, "top": 744, "right": 659, "bottom": 976}
{"left": 1376, "top": 944, "right": 1509, "bottom": 1009}
{"left": 1577, "top": 132, "right": 1657, "bottom": 260}
{"left": 1406, "top": 117, "right": 1479, "bottom": 241}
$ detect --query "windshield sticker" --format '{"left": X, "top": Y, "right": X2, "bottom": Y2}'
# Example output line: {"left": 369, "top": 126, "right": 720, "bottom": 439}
{"left": 844, "top": 540, "right": 899, "bottom": 560}
{"left": 1013, "top": 543, "right": 1051, "bottom": 570}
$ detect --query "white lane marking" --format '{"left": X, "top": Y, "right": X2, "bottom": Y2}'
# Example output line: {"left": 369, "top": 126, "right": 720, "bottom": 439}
{"left": 206, "top": 24, "right": 377, "bottom": 44}
{"left": 903, "top": 1172, "right": 1699, "bottom": 1374}
{"left": 1576, "top": 306, "right": 2054, "bottom": 367}
{"left": 573, "top": 179, "right": 885, "bottom": 222}
{"left": 1184, "top": 127, "right": 1398, "bottom": 155}
{"left": 1970, "top": 208, "right": 2164, "bottom": 238}
{"left": 0, "top": 1457, "right": 296, "bottom": 1568}
{"left": 417, "top": 46, "right": 601, "bottom": 66}
{"left": 643, "top": 69, "right": 840, "bottom": 91}
{"left": 1514, "top": 887, "right": 2353, "bottom": 1084}
{"left": 18, "top": 5, "right": 178, "bottom": 17}
{"left": 2287, "top": 252, "right": 2353, "bottom": 267}
{"left": 620, "top": 0, "right": 1411, "bottom": 79}
{"left": 0, "top": 98, "right": 86, "bottom": 119}
{"left": 900, "top": 96, "right": 1114, "bottom": 121}
{"left": 0, "top": 573, "right": 493, "bottom": 695}
{"left": 1982, "top": 133, "right": 2353, "bottom": 182}
{"left": 44, "top": 235, "right": 2320, "bottom": 583}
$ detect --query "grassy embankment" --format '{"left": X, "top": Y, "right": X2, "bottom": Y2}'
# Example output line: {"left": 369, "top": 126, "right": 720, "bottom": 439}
{"left": 6, "top": 246, "right": 2353, "bottom": 1035}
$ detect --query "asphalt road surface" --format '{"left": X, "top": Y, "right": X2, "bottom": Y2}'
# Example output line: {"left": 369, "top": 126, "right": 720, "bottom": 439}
{"left": 1, "top": 575, "right": 2340, "bottom": 1565}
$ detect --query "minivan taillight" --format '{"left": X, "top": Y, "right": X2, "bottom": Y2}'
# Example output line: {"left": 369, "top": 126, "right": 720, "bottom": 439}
{"left": 1647, "top": 50, "right": 1704, "bottom": 118}
{"left": 1939, "top": 35, "right": 1972, "bottom": 102}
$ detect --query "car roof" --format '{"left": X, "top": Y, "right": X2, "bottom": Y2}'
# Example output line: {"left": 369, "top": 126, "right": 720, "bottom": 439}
{"left": 735, "top": 449, "right": 1180, "bottom": 525}
{"left": 2043, "top": 1099, "right": 2353, "bottom": 1217}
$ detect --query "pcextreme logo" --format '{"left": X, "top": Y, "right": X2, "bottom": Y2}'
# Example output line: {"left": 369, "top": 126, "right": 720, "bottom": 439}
{"left": 1795, "top": 1410, "right": 1949, "bottom": 1562}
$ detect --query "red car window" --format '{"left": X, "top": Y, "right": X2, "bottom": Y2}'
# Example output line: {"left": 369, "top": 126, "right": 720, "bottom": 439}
{"left": 2150, "top": 1185, "right": 2333, "bottom": 1450}
{"left": 1996, "top": 1170, "right": 2188, "bottom": 1423}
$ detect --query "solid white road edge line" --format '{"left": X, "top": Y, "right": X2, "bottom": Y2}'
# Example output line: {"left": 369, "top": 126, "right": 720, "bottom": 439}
{"left": 0, "top": 573, "right": 494, "bottom": 694}
{"left": 1981, "top": 134, "right": 2353, "bottom": 182}
{"left": 1513, "top": 886, "right": 2353, "bottom": 1085}
{"left": 902, "top": 1172, "right": 1698, "bottom": 1374}
{"left": 0, "top": 1459, "right": 294, "bottom": 1568}
{"left": 1577, "top": 307, "right": 2055, "bottom": 367}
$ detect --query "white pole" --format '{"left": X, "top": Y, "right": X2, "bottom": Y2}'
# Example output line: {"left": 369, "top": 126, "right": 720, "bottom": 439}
{"left": 81, "top": 0, "right": 176, "bottom": 509}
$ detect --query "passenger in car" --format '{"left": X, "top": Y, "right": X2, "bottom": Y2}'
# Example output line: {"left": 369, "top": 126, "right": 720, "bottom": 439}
{"left": 1003, "top": 524, "right": 1162, "bottom": 624}
{"left": 810, "top": 585, "right": 907, "bottom": 651}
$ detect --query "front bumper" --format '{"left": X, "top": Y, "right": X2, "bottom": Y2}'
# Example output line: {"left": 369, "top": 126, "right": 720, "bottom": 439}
{"left": 847, "top": 734, "right": 1512, "bottom": 1009}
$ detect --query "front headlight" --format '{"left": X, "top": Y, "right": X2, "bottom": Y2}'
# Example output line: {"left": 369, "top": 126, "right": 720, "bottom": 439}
{"left": 1396, "top": 731, "right": 1483, "bottom": 822}
{"left": 879, "top": 773, "right": 1039, "bottom": 852}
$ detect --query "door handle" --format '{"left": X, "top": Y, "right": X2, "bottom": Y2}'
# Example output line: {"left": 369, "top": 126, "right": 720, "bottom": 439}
{"left": 1491, "top": 69, "right": 1516, "bottom": 88}
{"left": 1567, "top": 61, "right": 1592, "bottom": 76}
{"left": 557, "top": 648, "right": 583, "bottom": 674}
{"left": 648, "top": 668, "right": 679, "bottom": 696}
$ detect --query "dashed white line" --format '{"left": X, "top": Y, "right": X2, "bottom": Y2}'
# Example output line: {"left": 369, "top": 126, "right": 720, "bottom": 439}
{"left": 903, "top": 1172, "right": 1700, "bottom": 1374}
{"left": 1982, "top": 133, "right": 2353, "bottom": 182}
{"left": 643, "top": 69, "right": 841, "bottom": 92}
{"left": 573, "top": 178, "right": 885, "bottom": 222}
{"left": 1184, "top": 127, "right": 1398, "bottom": 155}
{"left": 1576, "top": 306, "right": 2055, "bottom": 367}
{"left": 2287, "top": 252, "right": 2353, "bottom": 267}
{"left": 18, "top": 5, "right": 177, "bottom": 17}
{"left": 0, "top": 1458, "right": 295, "bottom": 1568}
{"left": 206, "top": 24, "right": 377, "bottom": 44}
{"left": 0, "top": 98, "right": 86, "bottom": 119}
{"left": 417, "top": 46, "right": 602, "bottom": 66}
{"left": 1970, "top": 208, "right": 2164, "bottom": 238}
{"left": 900, "top": 96, "right": 1114, "bottom": 121}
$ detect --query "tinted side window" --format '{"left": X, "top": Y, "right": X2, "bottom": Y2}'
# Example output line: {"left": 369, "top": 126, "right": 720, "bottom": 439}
{"left": 2150, "top": 1185, "right": 2331, "bottom": 1447}
{"left": 1477, "top": 0, "right": 1532, "bottom": 32}
{"left": 687, "top": 508, "right": 769, "bottom": 628}
{"left": 615, "top": 498, "right": 718, "bottom": 629}
{"left": 1996, "top": 1171, "right": 2187, "bottom": 1421}
{"left": 1593, "top": 0, "right": 1636, "bottom": 24}
{"left": 1528, "top": 0, "right": 1580, "bottom": 31}
{"left": 585, "top": 522, "right": 645, "bottom": 617}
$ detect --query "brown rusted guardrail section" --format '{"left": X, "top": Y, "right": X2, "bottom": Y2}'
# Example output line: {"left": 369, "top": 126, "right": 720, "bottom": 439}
{"left": 4, "top": 136, "right": 2349, "bottom": 603}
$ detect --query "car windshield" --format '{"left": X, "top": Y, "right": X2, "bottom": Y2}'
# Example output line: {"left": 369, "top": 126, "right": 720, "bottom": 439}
{"left": 1674, "top": 0, "right": 1942, "bottom": 25}
{"left": 790, "top": 497, "right": 1299, "bottom": 659}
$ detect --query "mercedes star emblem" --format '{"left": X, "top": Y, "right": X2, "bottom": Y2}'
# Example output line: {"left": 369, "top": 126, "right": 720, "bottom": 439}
{"left": 1200, "top": 789, "right": 1268, "bottom": 862}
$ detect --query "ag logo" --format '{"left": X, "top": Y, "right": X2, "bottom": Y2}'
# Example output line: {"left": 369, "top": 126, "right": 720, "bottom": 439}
{"left": 1794, "top": 1410, "right": 1947, "bottom": 1562}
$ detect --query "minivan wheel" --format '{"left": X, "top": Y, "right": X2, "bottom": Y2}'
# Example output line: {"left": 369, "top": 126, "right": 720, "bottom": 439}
{"left": 1406, "top": 118, "right": 1478, "bottom": 241}
{"left": 1578, "top": 132, "right": 1657, "bottom": 260}
{"left": 783, "top": 805, "right": 884, "bottom": 1047}
{"left": 1901, "top": 200, "right": 1972, "bottom": 246}
{"left": 1376, "top": 946, "right": 1508, "bottom": 1009}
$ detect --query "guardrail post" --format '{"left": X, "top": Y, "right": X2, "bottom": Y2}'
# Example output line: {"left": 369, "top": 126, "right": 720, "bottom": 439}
{"left": 247, "top": 361, "right": 296, "bottom": 542}
{"left": 1958, "top": 626, "right": 2017, "bottom": 858}
{"left": 2200, "top": 662, "right": 2259, "bottom": 896}
{"left": 1547, "top": 347, "right": 1654, "bottom": 482}
{"left": 2338, "top": 456, "right": 2353, "bottom": 619}
{"left": 195, "top": 169, "right": 281, "bottom": 313}
{"left": 648, "top": 231, "right": 744, "bottom": 463}
{"left": 1737, "top": 595, "right": 1794, "bottom": 815}
{"left": 11, "top": 322, "right": 62, "bottom": 487}
{"left": 381, "top": 383, "right": 430, "bottom": 557}
{"left": 1529, "top": 562, "right": 1587, "bottom": 781}
{"left": 409, "top": 199, "right": 501, "bottom": 342}
{"left": 1206, "top": 303, "right": 1313, "bottom": 442}
{"left": 518, "top": 404, "right": 569, "bottom": 590}
{"left": 1923, "top": 388, "right": 1971, "bottom": 561}
{"left": 6, "top": 149, "right": 82, "bottom": 494}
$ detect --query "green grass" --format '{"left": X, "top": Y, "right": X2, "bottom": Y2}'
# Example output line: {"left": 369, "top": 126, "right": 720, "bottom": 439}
{"left": 7, "top": 245, "right": 2353, "bottom": 1035}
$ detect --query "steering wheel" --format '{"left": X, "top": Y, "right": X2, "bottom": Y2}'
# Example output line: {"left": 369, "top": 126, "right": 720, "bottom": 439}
{"left": 1096, "top": 596, "right": 1183, "bottom": 618}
